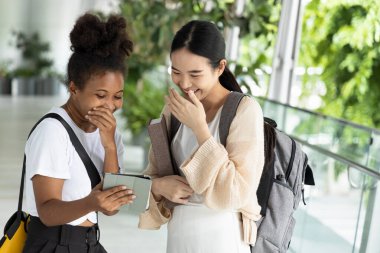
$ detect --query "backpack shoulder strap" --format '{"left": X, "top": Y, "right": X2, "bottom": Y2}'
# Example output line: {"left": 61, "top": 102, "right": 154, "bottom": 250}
{"left": 168, "top": 114, "right": 181, "bottom": 175}
{"left": 219, "top": 92, "right": 246, "bottom": 146}
{"left": 169, "top": 114, "right": 181, "bottom": 143}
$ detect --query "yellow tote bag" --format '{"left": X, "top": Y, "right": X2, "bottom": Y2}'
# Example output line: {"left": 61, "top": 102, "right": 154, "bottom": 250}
{"left": 0, "top": 153, "right": 30, "bottom": 253}
{"left": 0, "top": 211, "right": 30, "bottom": 253}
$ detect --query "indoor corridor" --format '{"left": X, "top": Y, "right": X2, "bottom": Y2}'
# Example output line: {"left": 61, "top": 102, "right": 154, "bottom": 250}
{"left": 0, "top": 95, "right": 167, "bottom": 253}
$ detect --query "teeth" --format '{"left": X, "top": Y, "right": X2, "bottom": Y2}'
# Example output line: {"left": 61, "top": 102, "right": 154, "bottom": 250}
{"left": 184, "top": 89, "right": 199, "bottom": 94}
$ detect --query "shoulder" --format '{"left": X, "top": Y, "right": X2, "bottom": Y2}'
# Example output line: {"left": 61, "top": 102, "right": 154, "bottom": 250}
{"left": 33, "top": 117, "right": 67, "bottom": 134}
{"left": 25, "top": 115, "right": 72, "bottom": 163}
{"left": 223, "top": 93, "right": 264, "bottom": 142}
{"left": 27, "top": 117, "right": 69, "bottom": 145}
{"left": 29, "top": 108, "right": 71, "bottom": 136}
{"left": 235, "top": 95, "right": 263, "bottom": 120}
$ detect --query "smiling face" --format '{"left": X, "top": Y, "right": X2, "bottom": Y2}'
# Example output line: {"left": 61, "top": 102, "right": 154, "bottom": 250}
{"left": 70, "top": 71, "right": 124, "bottom": 118}
{"left": 170, "top": 48, "right": 225, "bottom": 101}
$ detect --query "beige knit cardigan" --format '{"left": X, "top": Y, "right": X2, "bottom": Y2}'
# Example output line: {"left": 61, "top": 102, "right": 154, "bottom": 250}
{"left": 139, "top": 96, "right": 265, "bottom": 245}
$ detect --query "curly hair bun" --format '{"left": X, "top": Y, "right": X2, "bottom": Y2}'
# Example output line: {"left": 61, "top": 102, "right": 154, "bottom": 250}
{"left": 70, "top": 13, "right": 133, "bottom": 59}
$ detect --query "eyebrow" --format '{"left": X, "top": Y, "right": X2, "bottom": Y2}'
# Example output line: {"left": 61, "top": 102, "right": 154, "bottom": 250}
{"left": 171, "top": 66, "right": 203, "bottom": 74}
{"left": 96, "top": 89, "right": 124, "bottom": 93}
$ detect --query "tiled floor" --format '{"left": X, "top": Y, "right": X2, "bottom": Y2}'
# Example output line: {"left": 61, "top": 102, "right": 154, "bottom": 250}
{"left": 0, "top": 95, "right": 167, "bottom": 253}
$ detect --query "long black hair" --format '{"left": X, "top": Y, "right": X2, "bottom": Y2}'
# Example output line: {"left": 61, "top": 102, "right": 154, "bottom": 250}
{"left": 171, "top": 20, "right": 276, "bottom": 166}
{"left": 170, "top": 20, "right": 242, "bottom": 93}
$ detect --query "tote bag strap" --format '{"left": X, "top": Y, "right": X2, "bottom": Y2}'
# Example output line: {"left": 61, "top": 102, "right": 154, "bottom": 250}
{"left": 18, "top": 113, "right": 101, "bottom": 212}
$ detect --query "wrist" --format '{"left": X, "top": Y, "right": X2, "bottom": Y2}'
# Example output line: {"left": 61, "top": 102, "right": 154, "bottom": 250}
{"left": 104, "top": 167, "right": 119, "bottom": 173}
{"left": 83, "top": 195, "right": 97, "bottom": 213}
{"left": 193, "top": 124, "right": 211, "bottom": 145}
{"left": 103, "top": 144, "right": 117, "bottom": 152}
{"left": 151, "top": 178, "right": 163, "bottom": 201}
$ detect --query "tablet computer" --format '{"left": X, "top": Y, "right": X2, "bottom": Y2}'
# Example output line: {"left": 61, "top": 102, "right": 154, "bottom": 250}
{"left": 103, "top": 172, "right": 152, "bottom": 215}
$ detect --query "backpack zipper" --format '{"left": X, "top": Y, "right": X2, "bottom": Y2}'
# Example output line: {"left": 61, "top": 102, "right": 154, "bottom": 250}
{"left": 285, "top": 138, "right": 296, "bottom": 181}
{"left": 301, "top": 155, "right": 309, "bottom": 205}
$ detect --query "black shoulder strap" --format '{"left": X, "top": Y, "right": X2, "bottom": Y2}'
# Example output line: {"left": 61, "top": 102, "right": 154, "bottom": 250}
{"left": 18, "top": 113, "right": 101, "bottom": 212}
{"left": 219, "top": 92, "right": 246, "bottom": 146}
{"left": 43, "top": 113, "right": 101, "bottom": 188}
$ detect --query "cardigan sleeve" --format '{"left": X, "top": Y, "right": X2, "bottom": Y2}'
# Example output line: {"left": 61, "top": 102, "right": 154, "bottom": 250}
{"left": 138, "top": 106, "right": 172, "bottom": 229}
{"left": 180, "top": 96, "right": 265, "bottom": 213}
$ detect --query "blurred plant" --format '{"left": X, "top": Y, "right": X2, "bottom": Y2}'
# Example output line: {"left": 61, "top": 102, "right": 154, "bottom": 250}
{"left": 10, "top": 31, "right": 54, "bottom": 77}
{"left": 294, "top": 0, "right": 380, "bottom": 179}
{"left": 0, "top": 60, "right": 12, "bottom": 78}
{"left": 0, "top": 59, "right": 13, "bottom": 94}
{"left": 234, "top": 0, "right": 281, "bottom": 93}
{"left": 123, "top": 68, "right": 167, "bottom": 135}
{"left": 299, "top": 0, "right": 380, "bottom": 129}
{"left": 118, "top": 0, "right": 281, "bottom": 135}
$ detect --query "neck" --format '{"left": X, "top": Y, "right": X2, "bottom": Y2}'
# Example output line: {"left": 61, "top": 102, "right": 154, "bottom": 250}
{"left": 202, "top": 83, "right": 230, "bottom": 113}
{"left": 62, "top": 100, "right": 95, "bottom": 132}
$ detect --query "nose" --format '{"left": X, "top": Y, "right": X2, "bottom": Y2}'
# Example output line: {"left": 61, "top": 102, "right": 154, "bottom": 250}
{"left": 178, "top": 76, "right": 191, "bottom": 90}
{"left": 104, "top": 99, "right": 116, "bottom": 112}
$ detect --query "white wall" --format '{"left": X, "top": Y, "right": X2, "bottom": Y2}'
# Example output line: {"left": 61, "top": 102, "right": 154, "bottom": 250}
{"left": 0, "top": 0, "right": 120, "bottom": 74}
{"left": 0, "top": 0, "right": 28, "bottom": 69}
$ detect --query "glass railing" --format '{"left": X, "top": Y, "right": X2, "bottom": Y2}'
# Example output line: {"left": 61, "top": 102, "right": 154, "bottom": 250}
{"left": 256, "top": 97, "right": 380, "bottom": 253}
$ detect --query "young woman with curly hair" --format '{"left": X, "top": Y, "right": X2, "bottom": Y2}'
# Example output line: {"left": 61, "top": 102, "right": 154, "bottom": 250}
{"left": 23, "top": 13, "right": 134, "bottom": 253}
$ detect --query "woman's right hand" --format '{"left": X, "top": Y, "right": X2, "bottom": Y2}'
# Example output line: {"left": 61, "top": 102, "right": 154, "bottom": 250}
{"left": 152, "top": 175, "right": 194, "bottom": 204}
{"left": 86, "top": 183, "right": 135, "bottom": 214}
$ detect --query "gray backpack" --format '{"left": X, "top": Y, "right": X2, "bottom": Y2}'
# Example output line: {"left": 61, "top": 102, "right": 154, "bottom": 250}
{"left": 170, "top": 92, "right": 315, "bottom": 253}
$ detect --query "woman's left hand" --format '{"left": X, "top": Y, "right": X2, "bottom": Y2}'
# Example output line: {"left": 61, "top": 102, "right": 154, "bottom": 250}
{"left": 86, "top": 107, "right": 117, "bottom": 150}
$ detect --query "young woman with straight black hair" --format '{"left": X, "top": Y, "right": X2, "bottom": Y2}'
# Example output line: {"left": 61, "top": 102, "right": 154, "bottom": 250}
{"left": 139, "top": 20, "right": 265, "bottom": 253}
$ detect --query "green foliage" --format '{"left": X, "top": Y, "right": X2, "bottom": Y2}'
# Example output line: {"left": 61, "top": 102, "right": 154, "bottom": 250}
{"left": 11, "top": 31, "right": 54, "bottom": 77}
{"left": 297, "top": 0, "right": 380, "bottom": 177}
{"left": 123, "top": 80, "right": 166, "bottom": 135}
{"left": 235, "top": 0, "right": 281, "bottom": 91}
{"left": 299, "top": 0, "right": 380, "bottom": 129}
{"left": 119, "top": 0, "right": 281, "bottom": 134}
{"left": 122, "top": 67, "right": 169, "bottom": 135}
{"left": 0, "top": 60, "right": 12, "bottom": 78}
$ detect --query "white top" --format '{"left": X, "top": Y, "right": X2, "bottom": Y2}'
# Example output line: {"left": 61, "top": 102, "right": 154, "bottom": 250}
{"left": 24, "top": 107, "right": 125, "bottom": 225}
{"left": 169, "top": 106, "right": 250, "bottom": 253}
{"left": 172, "top": 107, "right": 222, "bottom": 205}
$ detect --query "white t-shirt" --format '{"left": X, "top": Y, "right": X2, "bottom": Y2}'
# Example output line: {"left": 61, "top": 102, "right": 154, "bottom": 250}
{"left": 24, "top": 107, "right": 125, "bottom": 225}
